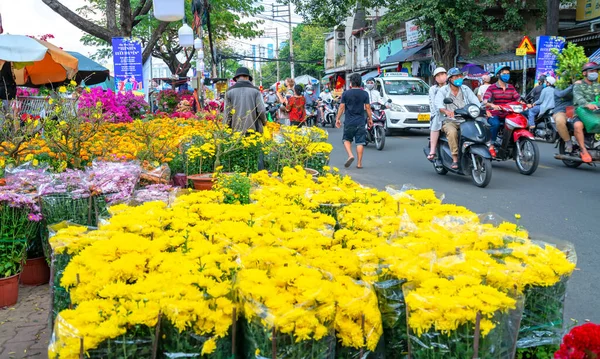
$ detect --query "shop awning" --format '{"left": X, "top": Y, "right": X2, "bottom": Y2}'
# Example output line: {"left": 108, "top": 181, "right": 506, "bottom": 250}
{"left": 361, "top": 69, "right": 380, "bottom": 82}
{"left": 381, "top": 43, "right": 429, "bottom": 64}
{"left": 590, "top": 47, "right": 600, "bottom": 62}
{"left": 321, "top": 74, "right": 335, "bottom": 82}
{"left": 464, "top": 52, "right": 537, "bottom": 73}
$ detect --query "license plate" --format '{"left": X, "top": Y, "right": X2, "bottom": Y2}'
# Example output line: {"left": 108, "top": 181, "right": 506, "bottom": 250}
{"left": 418, "top": 113, "right": 430, "bottom": 122}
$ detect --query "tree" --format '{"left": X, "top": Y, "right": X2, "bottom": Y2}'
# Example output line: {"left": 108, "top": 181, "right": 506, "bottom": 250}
{"left": 41, "top": 0, "right": 168, "bottom": 62}
{"left": 291, "top": 0, "right": 546, "bottom": 68}
{"left": 44, "top": 0, "right": 263, "bottom": 75}
{"left": 258, "top": 24, "right": 327, "bottom": 85}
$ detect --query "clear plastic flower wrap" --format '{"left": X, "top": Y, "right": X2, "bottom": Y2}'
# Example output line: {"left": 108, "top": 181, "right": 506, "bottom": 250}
{"left": 139, "top": 162, "right": 171, "bottom": 186}
{"left": 87, "top": 160, "right": 142, "bottom": 204}
{"left": 132, "top": 184, "right": 178, "bottom": 205}
{"left": 48, "top": 312, "right": 156, "bottom": 359}
{"left": 403, "top": 280, "right": 525, "bottom": 359}
{"left": 159, "top": 319, "right": 235, "bottom": 359}
{"left": 3, "top": 161, "right": 52, "bottom": 194}
{"left": 48, "top": 222, "right": 98, "bottom": 324}
{"left": 516, "top": 235, "right": 577, "bottom": 349}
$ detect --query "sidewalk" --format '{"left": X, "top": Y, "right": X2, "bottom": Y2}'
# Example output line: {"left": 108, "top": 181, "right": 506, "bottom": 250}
{"left": 0, "top": 285, "right": 50, "bottom": 359}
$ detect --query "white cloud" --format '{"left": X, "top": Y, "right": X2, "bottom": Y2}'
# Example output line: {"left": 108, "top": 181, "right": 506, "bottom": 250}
{"left": 0, "top": 0, "right": 98, "bottom": 56}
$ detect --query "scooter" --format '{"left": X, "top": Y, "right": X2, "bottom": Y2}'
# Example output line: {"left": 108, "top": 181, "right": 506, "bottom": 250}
{"left": 306, "top": 104, "right": 318, "bottom": 127}
{"left": 532, "top": 109, "right": 559, "bottom": 143}
{"left": 320, "top": 99, "right": 337, "bottom": 128}
{"left": 424, "top": 99, "right": 493, "bottom": 188}
{"left": 265, "top": 102, "right": 280, "bottom": 122}
{"left": 554, "top": 109, "right": 600, "bottom": 168}
{"left": 492, "top": 103, "right": 540, "bottom": 175}
{"left": 365, "top": 99, "right": 391, "bottom": 150}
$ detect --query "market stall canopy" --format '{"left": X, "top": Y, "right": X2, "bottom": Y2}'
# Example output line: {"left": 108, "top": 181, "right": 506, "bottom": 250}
{"left": 294, "top": 74, "right": 318, "bottom": 86}
{"left": 590, "top": 47, "right": 600, "bottom": 63}
{"left": 0, "top": 34, "right": 78, "bottom": 85}
{"left": 462, "top": 52, "right": 536, "bottom": 73}
{"left": 67, "top": 51, "right": 109, "bottom": 86}
{"left": 381, "top": 43, "right": 429, "bottom": 64}
{"left": 361, "top": 70, "right": 380, "bottom": 82}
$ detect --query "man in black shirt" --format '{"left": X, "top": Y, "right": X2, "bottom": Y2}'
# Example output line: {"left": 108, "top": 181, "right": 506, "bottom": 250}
{"left": 335, "top": 73, "right": 373, "bottom": 169}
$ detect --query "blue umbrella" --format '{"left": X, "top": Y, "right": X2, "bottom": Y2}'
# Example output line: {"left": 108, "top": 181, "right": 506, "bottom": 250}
{"left": 461, "top": 64, "right": 487, "bottom": 76}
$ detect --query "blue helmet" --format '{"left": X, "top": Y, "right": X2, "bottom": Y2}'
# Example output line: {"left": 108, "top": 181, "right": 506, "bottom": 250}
{"left": 495, "top": 65, "right": 511, "bottom": 76}
{"left": 447, "top": 67, "right": 462, "bottom": 77}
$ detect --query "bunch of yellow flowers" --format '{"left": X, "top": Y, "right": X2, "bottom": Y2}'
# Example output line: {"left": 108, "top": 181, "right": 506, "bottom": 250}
{"left": 47, "top": 167, "right": 575, "bottom": 359}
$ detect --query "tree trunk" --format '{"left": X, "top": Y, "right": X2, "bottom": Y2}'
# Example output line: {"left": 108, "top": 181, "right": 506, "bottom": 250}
{"left": 119, "top": 0, "right": 134, "bottom": 36}
{"left": 106, "top": 0, "right": 117, "bottom": 32}
{"left": 431, "top": 30, "right": 457, "bottom": 69}
{"left": 41, "top": 0, "right": 112, "bottom": 42}
{"left": 546, "top": 0, "right": 560, "bottom": 36}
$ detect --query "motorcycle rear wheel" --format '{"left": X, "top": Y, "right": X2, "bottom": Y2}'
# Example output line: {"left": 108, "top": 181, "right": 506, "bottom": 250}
{"left": 375, "top": 126, "right": 385, "bottom": 150}
{"left": 470, "top": 154, "right": 492, "bottom": 188}
{"left": 515, "top": 138, "right": 539, "bottom": 175}
{"left": 558, "top": 139, "right": 582, "bottom": 168}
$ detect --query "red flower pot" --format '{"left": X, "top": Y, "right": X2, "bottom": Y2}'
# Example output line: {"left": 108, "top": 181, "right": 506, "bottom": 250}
{"left": 0, "top": 273, "right": 20, "bottom": 307}
{"left": 187, "top": 174, "right": 215, "bottom": 190}
{"left": 21, "top": 257, "right": 50, "bottom": 286}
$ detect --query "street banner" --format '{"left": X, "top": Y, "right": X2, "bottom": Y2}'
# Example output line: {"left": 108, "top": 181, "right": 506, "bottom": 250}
{"left": 112, "top": 37, "right": 144, "bottom": 95}
{"left": 535, "top": 36, "right": 566, "bottom": 80}
{"left": 405, "top": 19, "right": 423, "bottom": 48}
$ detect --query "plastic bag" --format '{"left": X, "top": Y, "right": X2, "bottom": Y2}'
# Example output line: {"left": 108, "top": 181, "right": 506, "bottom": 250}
{"left": 404, "top": 281, "right": 524, "bottom": 359}
{"left": 132, "top": 184, "right": 178, "bottom": 205}
{"left": 3, "top": 161, "right": 51, "bottom": 194}
{"left": 140, "top": 162, "right": 171, "bottom": 186}
{"left": 373, "top": 276, "right": 408, "bottom": 359}
{"left": 87, "top": 160, "right": 141, "bottom": 204}
{"left": 160, "top": 320, "right": 234, "bottom": 359}
{"left": 575, "top": 104, "right": 600, "bottom": 133}
{"left": 517, "top": 235, "right": 577, "bottom": 349}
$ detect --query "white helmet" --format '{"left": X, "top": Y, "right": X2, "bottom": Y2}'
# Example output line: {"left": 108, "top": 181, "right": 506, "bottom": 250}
{"left": 305, "top": 85, "right": 313, "bottom": 90}
{"left": 433, "top": 67, "right": 447, "bottom": 77}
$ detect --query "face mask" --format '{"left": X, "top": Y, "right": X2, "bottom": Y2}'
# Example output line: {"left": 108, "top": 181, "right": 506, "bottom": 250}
{"left": 269, "top": 91, "right": 274, "bottom": 95}
{"left": 452, "top": 78, "right": 464, "bottom": 87}
{"left": 325, "top": 89, "right": 330, "bottom": 93}
{"left": 366, "top": 84, "right": 374, "bottom": 90}
{"left": 500, "top": 74, "right": 510, "bottom": 83}
{"left": 587, "top": 72, "right": 599, "bottom": 82}
{"left": 542, "top": 83, "right": 547, "bottom": 88}
{"left": 307, "top": 91, "right": 313, "bottom": 95}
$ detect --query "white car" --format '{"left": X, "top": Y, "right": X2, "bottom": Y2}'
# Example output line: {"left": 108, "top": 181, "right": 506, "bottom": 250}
{"left": 373, "top": 72, "right": 431, "bottom": 132}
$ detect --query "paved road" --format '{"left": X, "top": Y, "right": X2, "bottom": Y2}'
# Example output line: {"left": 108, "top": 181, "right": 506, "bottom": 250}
{"left": 326, "top": 127, "right": 600, "bottom": 324}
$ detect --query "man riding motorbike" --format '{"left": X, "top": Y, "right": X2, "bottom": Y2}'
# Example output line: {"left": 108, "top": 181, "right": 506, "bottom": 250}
{"left": 572, "top": 61, "right": 600, "bottom": 163}
{"left": 434, "top": 67, "right": 481, "bottom": 169}
{"left": 526, "top": 76, "right": 556, "bottom": 132}
{"left": 483, "top": 65, "right": 523, "bottom": 151}
{"left": 364, "top": 78, "right": 381, "bottom": 104}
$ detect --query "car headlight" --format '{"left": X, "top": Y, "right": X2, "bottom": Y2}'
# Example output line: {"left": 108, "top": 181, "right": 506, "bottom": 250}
{"left": 467, "top": 105, "right": 481, "bottom": 118}
{"left": 389, "top": 103, "right": 406, "bottom": 112}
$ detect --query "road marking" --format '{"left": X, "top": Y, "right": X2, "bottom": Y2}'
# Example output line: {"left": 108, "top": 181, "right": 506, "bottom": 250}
{"left": 538, "top": 164, "right": 552, "bottom": 170}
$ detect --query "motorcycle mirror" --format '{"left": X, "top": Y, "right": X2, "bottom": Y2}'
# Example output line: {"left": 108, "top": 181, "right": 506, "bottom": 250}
{"left": 443, "top": 97, "right": 454, "bottom": 104}
{"left": 387, "top": 99, "right": 392, "bottom": 103}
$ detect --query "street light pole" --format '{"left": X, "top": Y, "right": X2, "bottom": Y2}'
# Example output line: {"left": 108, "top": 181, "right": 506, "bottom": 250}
{"left": 288, "top": 2, "right": 294, "bottom": 79}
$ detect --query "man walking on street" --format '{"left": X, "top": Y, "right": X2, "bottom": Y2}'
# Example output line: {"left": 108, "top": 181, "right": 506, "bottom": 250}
{"left": 224, "top": 67, "right": 267, "bottom": 134}
{"left": 335, "top": 73, "right": 373, "bottom": 169}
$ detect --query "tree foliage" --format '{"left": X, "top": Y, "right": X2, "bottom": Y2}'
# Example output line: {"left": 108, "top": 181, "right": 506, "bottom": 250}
{"left": 290, "top": 0, "right": 546, "bottom": 68}
{"left": 259, "top": 24, "right": 327, "bottom": 86}
{"left": 551, "top": 43, "right": 588, "bottom": 90}
{"left": 43, "top": 0, "right": 263, "bottom": 75}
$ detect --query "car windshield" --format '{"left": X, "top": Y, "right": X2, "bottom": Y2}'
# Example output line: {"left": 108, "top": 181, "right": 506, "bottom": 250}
{"left": 383, "top": 79, "right": 429, "bottom": 95}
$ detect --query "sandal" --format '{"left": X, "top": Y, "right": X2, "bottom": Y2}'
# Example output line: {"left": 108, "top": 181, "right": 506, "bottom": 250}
{"left": 581, "top": 152, "right": 592, "bottom": 163}
{"left": 344, "top": 157, "right": 355, "bottom": 168}
{"left": 451, "top": 162, "right": 459, "bottom": 169}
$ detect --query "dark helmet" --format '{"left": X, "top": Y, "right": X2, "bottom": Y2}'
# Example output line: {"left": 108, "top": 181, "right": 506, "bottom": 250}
{"left": 447, "top": 67, "right": 462, "bottom": 77}
{"left": 582, "top": 62, "right": 599, "bottom": 72}
{"left": 538, "top": 74, "right": 547, "bottom": 83}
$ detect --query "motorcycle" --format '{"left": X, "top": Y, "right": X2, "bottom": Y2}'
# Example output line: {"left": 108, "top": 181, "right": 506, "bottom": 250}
{"left": 424, "top": 99, "right": 493, "bottom": 188}
{"left": 492, "top": 102, "right": 540, "bottom": 175}
{"left": 305, "top": 104, "right": 318, "bottom": 127}
{"left": 554, "top": 109, "right": 600, "bottom": 168}
{"left": 320, "top": 99, "right": 337, "bottom": 128}
{"left": 532, "top": 108, "right": 559, "bottom": 143}
{"left": 365, "top": 100, "right": 390, "bottom": 150}
{"left": 265, "top": 102, "right": 280, "bottom": 122}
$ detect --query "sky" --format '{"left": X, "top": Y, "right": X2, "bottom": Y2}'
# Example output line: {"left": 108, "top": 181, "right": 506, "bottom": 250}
{"left": 0, "top": 0, "right": 99, "bottom": 57}
{"left": 0, "top": 0, "right": 303, "bottom": 74}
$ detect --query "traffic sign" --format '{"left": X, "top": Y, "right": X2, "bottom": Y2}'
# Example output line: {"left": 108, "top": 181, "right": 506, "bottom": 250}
{"left": 516, "top": 48, "right": 527, "bottom": 56}
{"left": 517, "top": 36, "right": 536, "bottom": 54}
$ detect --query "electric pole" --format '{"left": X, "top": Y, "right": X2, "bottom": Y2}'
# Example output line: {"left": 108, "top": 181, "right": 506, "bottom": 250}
{"left": 288, "top": 2, "right": 294, "bottom": 78}
{"left": 276, "top": 28, "right": 280, "bottom": 81}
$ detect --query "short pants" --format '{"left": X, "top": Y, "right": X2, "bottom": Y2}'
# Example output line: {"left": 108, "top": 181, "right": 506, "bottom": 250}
{"left": 343, "top": 125, "right": 367, "bottom": 145}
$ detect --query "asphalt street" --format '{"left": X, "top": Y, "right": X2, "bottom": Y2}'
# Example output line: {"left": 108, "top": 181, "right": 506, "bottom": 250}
{"left": 325, "top": 126, "right": 600, "bottom": 324}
